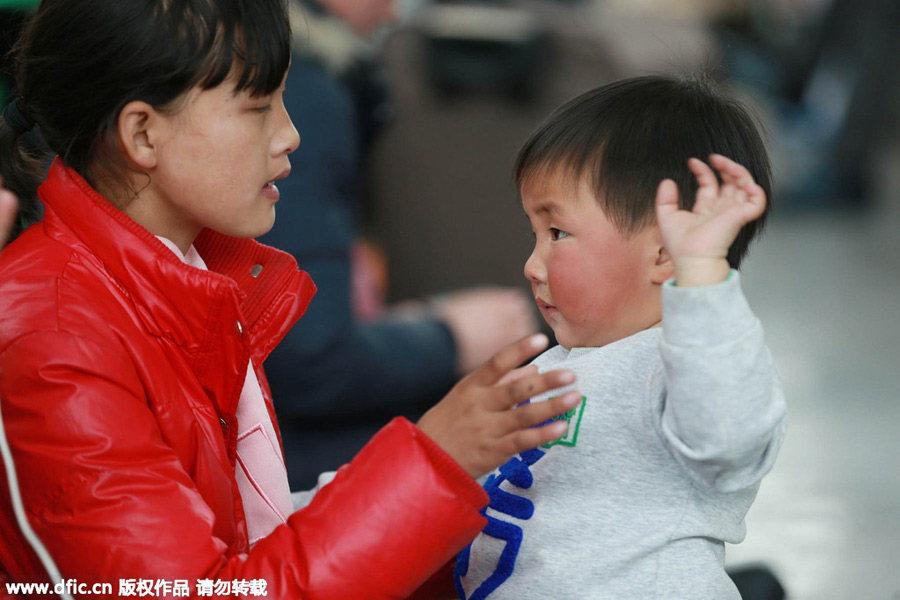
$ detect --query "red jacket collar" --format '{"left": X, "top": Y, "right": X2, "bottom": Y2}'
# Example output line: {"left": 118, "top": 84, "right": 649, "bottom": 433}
{"left": 38, "top": 158, "right": 317, "bottom": 363}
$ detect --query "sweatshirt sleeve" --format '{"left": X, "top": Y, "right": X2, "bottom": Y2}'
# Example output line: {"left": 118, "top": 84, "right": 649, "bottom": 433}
{"left": 657, "top": 272, "right": 788, "bottom": 492}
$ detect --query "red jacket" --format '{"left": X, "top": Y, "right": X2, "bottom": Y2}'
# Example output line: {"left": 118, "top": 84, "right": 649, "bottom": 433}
{"left": 0, "top": 160, "right": 487, "bottom": 599}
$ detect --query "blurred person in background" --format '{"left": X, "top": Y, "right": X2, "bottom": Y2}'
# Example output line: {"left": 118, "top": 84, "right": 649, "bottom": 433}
{"left": 1, "top": 1, "right": 48, "bottom": 240}
{"left": 0, "top": 1, "right": 39, "bottom": 107}
{"left": 714, "top": 0, "right": 900, "bottom": 210}
{"left": 260, "top": 0, "right": 538, "bottom": 489}
{"left": 0, "top": 184, "right": 14, "bottom": 247}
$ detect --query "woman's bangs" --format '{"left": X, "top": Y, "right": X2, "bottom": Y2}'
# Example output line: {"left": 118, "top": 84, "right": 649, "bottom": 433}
{"left": 191, "top": 0, "right": 291, "bottom": 96}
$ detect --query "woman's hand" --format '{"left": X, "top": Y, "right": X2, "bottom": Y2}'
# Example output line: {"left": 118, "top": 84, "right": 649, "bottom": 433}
{"left": 417, "top": 334, "right": 581, "bottom": 479}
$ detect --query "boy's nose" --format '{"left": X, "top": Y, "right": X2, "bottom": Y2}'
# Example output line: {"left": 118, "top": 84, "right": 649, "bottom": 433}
{"left": 523, "top": 249, "right": 545, "bottom": 284}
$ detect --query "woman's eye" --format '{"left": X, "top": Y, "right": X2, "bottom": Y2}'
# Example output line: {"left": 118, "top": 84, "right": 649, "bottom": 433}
{"left": 550, "top": 228, "right": 570, "bottom": 241}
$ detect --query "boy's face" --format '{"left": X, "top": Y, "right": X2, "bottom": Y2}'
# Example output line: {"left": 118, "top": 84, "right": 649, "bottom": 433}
{"left": 522, "top": 169, "right": 664, "bottom": 349}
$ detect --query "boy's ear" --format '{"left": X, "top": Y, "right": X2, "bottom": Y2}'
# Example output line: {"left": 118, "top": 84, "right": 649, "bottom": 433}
{"left": 652, "top": 246, "right": 674, "bottom": 284}
{"left": 648, "top": 224, "right": 674, "bottom": 284}
{"left": 116, "top": 100, "right": 161, "bottom": 170}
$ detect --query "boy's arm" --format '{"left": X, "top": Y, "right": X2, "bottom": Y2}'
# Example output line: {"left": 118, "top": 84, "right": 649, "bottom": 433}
{"left": 653, "top": 155, "right": 787, "bottom": 491}
{"left": 657, "top": 273, "right": 787, "bottom": 491}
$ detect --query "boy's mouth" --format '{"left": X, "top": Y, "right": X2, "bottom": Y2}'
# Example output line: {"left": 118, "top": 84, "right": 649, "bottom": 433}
{"left": 535, "top": 297, "right": 556, "bottom": 313}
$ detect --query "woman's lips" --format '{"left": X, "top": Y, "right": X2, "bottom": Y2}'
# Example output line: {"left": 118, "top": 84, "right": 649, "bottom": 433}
{"left": 263, "top": 167, "right": 291, "bottom": 202}
{"left": 263, "top": 182, "right": 279, "bottom": 202}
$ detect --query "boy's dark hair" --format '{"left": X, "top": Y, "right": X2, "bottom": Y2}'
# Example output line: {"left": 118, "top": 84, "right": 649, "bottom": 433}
{"left": 515, "top": 73, "right": 772, "bottom": 269}
{"left": 0, "top": 0, "right": 291, "bottom": 244}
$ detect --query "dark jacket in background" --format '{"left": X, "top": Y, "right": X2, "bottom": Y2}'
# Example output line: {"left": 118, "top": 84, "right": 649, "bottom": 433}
{"left": 260, "top": 51, "right": 458, "bottom": 489}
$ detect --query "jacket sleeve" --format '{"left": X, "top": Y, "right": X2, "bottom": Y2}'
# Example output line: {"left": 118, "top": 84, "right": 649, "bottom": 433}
{"left": 656, "top": 272, "right": 788, "bottom": 492}
{"left": 0, "top": 330, "right": 487, "bottom": 600}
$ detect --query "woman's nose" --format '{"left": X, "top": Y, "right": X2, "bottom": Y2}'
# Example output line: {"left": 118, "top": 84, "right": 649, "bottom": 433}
{"left": 276, "top": 104, "right": 301, "bottom": 155}
{"left": 283, "top": 119, "right": 300, "bottom": 155}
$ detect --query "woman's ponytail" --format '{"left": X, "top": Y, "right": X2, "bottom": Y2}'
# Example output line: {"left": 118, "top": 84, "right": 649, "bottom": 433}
{"left": 0, "top": 99, "right": 47, "bottom": 245}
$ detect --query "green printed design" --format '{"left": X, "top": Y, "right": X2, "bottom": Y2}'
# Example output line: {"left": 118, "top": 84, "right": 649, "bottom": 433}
{"left": 541, "top": 396, "right": 586, "bottom": 448}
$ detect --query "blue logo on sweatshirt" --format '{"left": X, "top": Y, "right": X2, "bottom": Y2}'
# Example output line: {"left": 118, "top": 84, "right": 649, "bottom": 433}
{"left": 453, "top": 448, "right": 546, "bottom": 600}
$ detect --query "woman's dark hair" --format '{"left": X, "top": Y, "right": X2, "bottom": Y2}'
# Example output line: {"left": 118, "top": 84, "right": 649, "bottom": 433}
{"left": 515, "top": 73, "right": 772, "bottom": 269}
{"left": 0, "top": 0, "right": 291, "bottom": 244}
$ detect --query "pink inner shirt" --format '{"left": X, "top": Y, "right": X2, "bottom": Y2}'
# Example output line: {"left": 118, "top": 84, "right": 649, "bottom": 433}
{"left": 157, "top": 236, "right": 293, "bottom": 545}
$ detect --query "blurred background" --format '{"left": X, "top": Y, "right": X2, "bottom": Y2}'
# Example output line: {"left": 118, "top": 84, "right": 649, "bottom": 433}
{"left": 4, "top": 0, "right": 900, "bottom": 597}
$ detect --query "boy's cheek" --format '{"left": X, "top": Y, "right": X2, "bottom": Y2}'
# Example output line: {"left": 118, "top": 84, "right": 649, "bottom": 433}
{"left": 548, "top": 264, "right": 590, "bottom": 314}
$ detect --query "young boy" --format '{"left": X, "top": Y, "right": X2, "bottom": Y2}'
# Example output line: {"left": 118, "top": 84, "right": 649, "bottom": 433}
{"left": 453, "top": 75, "right": 788, "bottom": 599}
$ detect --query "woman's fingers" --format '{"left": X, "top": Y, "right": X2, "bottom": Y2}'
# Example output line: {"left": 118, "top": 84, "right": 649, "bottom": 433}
{"left": 491, "top": 368, "right": 575, "bottom": 410}
{"left": 503, "top": 391, "right": 583, "bottom": 449}
{"left": 419, "top": 333, "right": 582, "bottom": 478}
{"left": 511, "top": 390, "right": 581, "bottom": 427}
{"left": 469, "top": 334, "right": 549, "bottom": 386}
{"left": 496, "top": 364, "right": 538, "bottom": 386}
{"left": 503, "top": 421, "right": 569, "bottom": 456}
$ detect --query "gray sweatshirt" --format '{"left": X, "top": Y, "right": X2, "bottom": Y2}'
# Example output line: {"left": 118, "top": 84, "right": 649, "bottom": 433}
{"left": 455, "top": 273, "right": 788, "bottom": 599}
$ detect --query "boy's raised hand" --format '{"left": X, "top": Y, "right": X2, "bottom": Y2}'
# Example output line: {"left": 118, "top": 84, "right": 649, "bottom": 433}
{"left": 417, "top": 334, "right": 581, "bottom": 479}
{"left": 656, "top": 154, "right": 766, "bottom": 287}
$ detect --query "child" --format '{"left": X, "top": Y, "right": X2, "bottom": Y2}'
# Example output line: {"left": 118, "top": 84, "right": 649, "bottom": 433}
{"left": 0, "top": 1, "right": 582, "bottom": 597}
{"left": 453, "top": 75, "right": 788, "bottom": 599}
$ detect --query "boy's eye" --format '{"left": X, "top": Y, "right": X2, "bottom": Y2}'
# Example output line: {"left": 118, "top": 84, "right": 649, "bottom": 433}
{"left": 550, "top": 228, "right": 570, "bottom": 241}
{"left": 253, "top": 104, "right": 272, "bottom": 114}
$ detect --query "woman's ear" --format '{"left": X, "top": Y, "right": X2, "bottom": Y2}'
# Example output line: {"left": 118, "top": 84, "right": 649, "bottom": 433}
{"left": 116, "top": 101, "right": 160, "bottom": 170}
